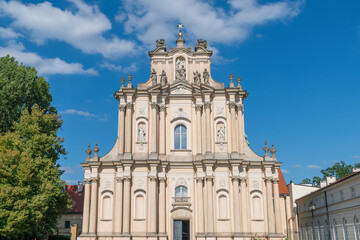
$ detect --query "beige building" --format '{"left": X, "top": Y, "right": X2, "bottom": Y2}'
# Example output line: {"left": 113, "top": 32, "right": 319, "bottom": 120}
{"left": 80, "top": 31, "right": 292, "bottom": 240}
{"left": 296, "top": 171, "right": 360, "bottom": 240}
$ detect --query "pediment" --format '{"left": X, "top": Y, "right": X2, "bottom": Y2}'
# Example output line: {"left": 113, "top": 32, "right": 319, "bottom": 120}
{"left": 169, "top": 81, "right": 193, "bottom": 95}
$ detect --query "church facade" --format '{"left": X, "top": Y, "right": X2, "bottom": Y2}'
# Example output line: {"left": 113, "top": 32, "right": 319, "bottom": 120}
{"left": 80, "top": 32, "right": 292, "bottom": 240}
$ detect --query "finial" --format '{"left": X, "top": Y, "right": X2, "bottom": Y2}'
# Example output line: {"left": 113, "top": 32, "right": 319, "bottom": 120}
{"left": 237, "top": 75, "right": 242, "bottom": 90}
{"left": 85, "top": 143, "right": 92, "bottom": 161}
{"left": 263, "top": 140, "right": 270, "bottom": 158}
{"left": 177, "top": 23, "right": 184, "bottom": 39}
{"left": 270, "top": 143, "right": 277, "bottom": 160}
{"left": 93, "top": 142, "right": 100, "bottom": 161}
{"left": 127, "top": 73, "right": 133, "bottom": 88}
{"left": 120, "top": 76, "right": 125, "bottom": 89}
{"left": 229, "top": 72, "right": 234, "bottom": 87}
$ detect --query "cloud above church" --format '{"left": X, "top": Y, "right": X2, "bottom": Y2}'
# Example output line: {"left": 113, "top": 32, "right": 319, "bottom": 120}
{"left": 119, "top": 0, "right": 304, "bottom": 46}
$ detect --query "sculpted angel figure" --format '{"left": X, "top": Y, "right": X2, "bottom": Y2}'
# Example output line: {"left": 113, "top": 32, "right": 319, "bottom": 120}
{"left": 203, "top": 68, "right": 210, "bottom": 84}
{"left": 217, "top": 125, "right": 225, "bottom": 142}
{"left": 160, "top": 70, "right": 168, "bottom": 85}
{"left": 138, "top": 124, "right": 146, "bottom": 142}
{"left": 151, "top": 69, "right": 157, "bottom": 85}
{"left": 193, "top": 71, "right": 201, "bottom": 84}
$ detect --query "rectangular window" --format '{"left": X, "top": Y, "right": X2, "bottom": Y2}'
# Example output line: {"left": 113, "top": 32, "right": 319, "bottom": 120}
{"left": 351, "top": 187, "right": 356, "bottom": 198}
{"left": 330, "top": 194, "right": 334, "bottom": 204}
{"left": 340, "top": 191, "right": 344, "bottom": 201}
{"left": 65, "top": 220, "right": 70, "bottom": 228}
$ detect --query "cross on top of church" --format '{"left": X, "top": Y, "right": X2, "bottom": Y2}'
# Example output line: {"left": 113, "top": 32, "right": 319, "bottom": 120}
{"left": 177, "top": 23, "right": 184, "bottom": 39}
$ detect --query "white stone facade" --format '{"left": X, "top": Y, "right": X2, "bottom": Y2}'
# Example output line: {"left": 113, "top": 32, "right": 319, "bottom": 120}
{"left": 80, "top": 34, "right": 291, "bottom": 240}
{"left": 296, "top": 172, "right": 360, "bottom": 240}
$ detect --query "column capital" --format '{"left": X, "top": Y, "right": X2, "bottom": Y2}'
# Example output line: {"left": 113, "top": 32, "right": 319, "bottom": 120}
{"left": 240, "top": 177, "right": 247, "bottom": 183}
{"left": 204, "top": 101, "right": 211, "bottom": 109}
{"left": 231, "top": 176, "right": 240, "bottom": 181}
{"left": 159, "top": 177, "right": 166, "bottom": 183}
{"left": 126, "top": 102, "right": 133, "bottom": 109}
{"left": 229, "top": 102, "right": 237, "bottom": 109}
{"left": 150, "top": 102, "right": 158, "bottom": 109}
{"left": 119, "top": 104, "right": 126, "bottom": 111}
{"left": 159, "top": 104, "right": 166, "bottom": 112}
{"left": 123, "top": 176, "right": 132, "bottom": 182}
{"left": 205, "top": 176, "right": 213, "bottom": 182}
{"left": 272, "top": 178, "right": 280, "bottom": 184}
{"left": 149, "top": 176, "right": 158, "bottom": 182}
{"left": 91, "top": 178, "right": 99, "bottom": 183}
{"left": 236, "top": 103, "right": 244, "bottom": 112}
{"left": 195, "top": 104, "right": 203, "bottom": 112}
{"left": 264, "top": 177, "right": 272, "bottom": 183}
{"left": 196, "top": 177, "right": 204, "bottom": 183}
{"left": 115, "top": 177, "right": 123, "bottom": 183}
{"left": 84, "top": 178, "right": 91, "bottom": 184}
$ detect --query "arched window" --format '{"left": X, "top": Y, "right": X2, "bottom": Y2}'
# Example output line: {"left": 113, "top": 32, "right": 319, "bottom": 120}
{"left": 354, "top": 217, "right": 360, "bottom": 240}
{"left": 174, "top": 124, "right": 187, "bottom": 149}
{"left": 333, "top": 220, "right": 338, "bottom": 240}
{"left": 343, "top": 218, "right": 349, "bottom": 240}
{"left": 175, "top": 185, "right": 188, "bottom": 202}
{"left": 317, "top": 221, "right": 321, "bottom": 240}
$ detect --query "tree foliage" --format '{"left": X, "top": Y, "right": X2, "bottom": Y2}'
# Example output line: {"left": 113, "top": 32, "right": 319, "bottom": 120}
{"left": 0, "top": 106, "right": 73, "bottom": 239}
{"left": 0, "top": 55, "right": 54, "bottom": 133}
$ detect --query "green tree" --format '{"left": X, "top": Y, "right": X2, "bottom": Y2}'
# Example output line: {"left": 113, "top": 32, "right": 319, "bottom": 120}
{"left": 312, "top": 176, "right": 322, "bottom": 186}
{"left": 301, "top": 178, "right": 311, "bottom": 184}
{"left": 0, "top": 105, "right": 73, "bottom": 239}
{"left": 321, "top": 161, "right": 360, "bottom": 179}
{"left": 0, "top": 55, "right": 54, "bottom": 134}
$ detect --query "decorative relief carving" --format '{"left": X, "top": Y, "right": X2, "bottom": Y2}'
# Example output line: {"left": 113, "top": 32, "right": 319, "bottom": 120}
{"left": 175, "top": 178, "right": 187, "bottom": 187}
{"left": 104, "top": 180, "right": 111, "bottom": 189}
{"left": 173, "top": 107, "right": 189, "bottom": 119}
{"left": 216, "top": 106, "right": 224, "bottom": 115}
{"left": 137, "top": 179, "right": 144, "bottom": 188}
{"left": 219, "top": 179, "right": 226, "bottom": 187}
{"left": 175, "top": 58, "right": 186, "bottom": 81}
{"left": 173, "top": 86, "right": 186, "bottom": 94}
{"left": 251, "top": 180, "right": 260, "bottom": 190}
{"left": 137, "top": 106, "right": 147, "bottom": 116}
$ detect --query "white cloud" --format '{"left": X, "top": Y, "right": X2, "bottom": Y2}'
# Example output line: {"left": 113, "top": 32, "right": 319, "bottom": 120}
{"left": 0, "top": 26, "right": 21, "bottom": 39}
{"left": 351, "top": 155, "right": 360, "bottom": 159}
{"left": 0, "top": 0, "right": 136, "bottom": 58}
{"left": 119, "top": 0, "right": 303, "bottom": 46}
{"left": 292, "top": 164, "right": 302, "bottom": 168}
{"left": 100, "top": 62, "right": 138, "bottom": 73}
{"left": 0, "top": 41, "right": 97, "bottom": 75}
{"left": 59, "top": 109, "right": 95, "bottom": 117}
{"left": 307, "top": 165, "right": 321, "bottom": 169}
{"left": 281, "top": 169, "right": 289, "bottom": 174}
{"left": 65, "top": 179, "right": 80, "bottom": 184}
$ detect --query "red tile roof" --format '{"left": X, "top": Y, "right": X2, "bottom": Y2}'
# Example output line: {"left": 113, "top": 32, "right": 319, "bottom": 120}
{"left": 278, "top": 168, "right": 289, "bottom": 195}
{"left": 65, "top": 184, "right": 84, "bottom": 213}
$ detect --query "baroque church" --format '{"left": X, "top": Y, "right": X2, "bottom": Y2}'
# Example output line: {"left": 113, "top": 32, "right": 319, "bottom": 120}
{"left": 80, "top": 30, "right": 291, "bottom": 240}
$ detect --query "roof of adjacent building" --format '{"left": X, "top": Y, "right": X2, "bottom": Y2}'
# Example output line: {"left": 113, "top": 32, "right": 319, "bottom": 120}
{"left": 65, "top": 184, "right": 84, "bottom": 213}
{"left": 278, "top": 168, "right": 289, "bottom": 195}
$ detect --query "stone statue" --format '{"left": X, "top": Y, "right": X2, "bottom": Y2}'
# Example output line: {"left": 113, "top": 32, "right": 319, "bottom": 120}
{"left": 193, "top": 71, "right": 201, "bottom": 84}
{"left": 175, "top": 58, "right": 186, "bottom": 81}
{"left": 160, "top": 70, "right": 168, "bottom": 85}
{"left": 197, "top": 39, "right": 207, "bottom": 48}
{"left": 138, "top": 124, "right": 146, "bottom": 142}
{"left": 151, "top": 69, "right": 157, "bottom": 85}
{"left": 156, "top": 39, "right": 166, "bottom": 48}
{"left": 217, "top": 125, "right": 225, "bottom": 142}
{"left": 203, "top": 68, "right": 210, "bottom": 84}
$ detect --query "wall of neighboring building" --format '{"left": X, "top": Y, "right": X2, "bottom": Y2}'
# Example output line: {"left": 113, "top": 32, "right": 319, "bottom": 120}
{"left": 56, "top": 213, "right": 83, "bottom": 237}
{"left": 296, "top": 172, "right": 360, "bottom": 240}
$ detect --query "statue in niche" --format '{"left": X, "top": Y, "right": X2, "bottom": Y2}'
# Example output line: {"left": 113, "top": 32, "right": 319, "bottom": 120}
{"left": 203, "top": 68, "right": 210, "bottom": 84}
{"left": 197, "top": 39, "right": 207, "bottom": 48}
{"left": 137, "top": 123, "right": 146, "bottom": 142}
{"left": 175, "top": 58, "right": 186, "bottom": 81}
{"left": 160, "top": 70, "right": 168, "bottom": 85}
{"left": 151, "top": 69, "right": 157, "bottom": 85}
{"left": 193, "top": 71, "right": 201, "bottom": 84}
{"left": 217, "top": 123, "right": 225, "bottom": 142}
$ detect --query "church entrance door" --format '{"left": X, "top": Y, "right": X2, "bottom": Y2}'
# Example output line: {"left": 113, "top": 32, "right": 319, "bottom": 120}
{"left": 173, "top": 220, "right": 190, "bottom": 240}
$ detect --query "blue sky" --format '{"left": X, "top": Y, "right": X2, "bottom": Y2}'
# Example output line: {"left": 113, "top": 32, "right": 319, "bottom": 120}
{"left": 1, "top": 0, "right": 359, "bottom": 184}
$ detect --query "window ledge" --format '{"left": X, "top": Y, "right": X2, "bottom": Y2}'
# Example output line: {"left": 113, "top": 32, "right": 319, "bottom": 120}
{"left": 171, "top": 149, "right": 191, "bottom": 152}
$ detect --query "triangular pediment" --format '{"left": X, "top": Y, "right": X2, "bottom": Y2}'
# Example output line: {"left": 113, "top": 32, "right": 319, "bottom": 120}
{"left": 169, "top": 81, "right": 193, "bottom": 95}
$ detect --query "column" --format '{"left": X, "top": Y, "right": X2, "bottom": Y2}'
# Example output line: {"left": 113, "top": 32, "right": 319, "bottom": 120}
{"left": 159, "top": 177, "right": 166, "bottom": 233}
{"left": 81, "top": 179, "right": 91, "bottom": 234}
{"left": 151, "top": 103, "right": 158, "bottom": 154}
{"left": 237, "top": 104, "right": 245, "bottom": 155}
{"left": 273, "top": 179, "right": 282, "bottom": 234}
{"left": 195, "top": 105, "right": 202, "bottom": 155}
{"left": 159, "top": 105, "right": 166, "bottom": 155}
{"left": 196, "top": 178, "right": 204, "bottom": 232}
{"left": 124, "top": 103, "right": 133, "bottom": 154}
{"left": 122, "top": 176, "right": 131, "bottom": 234}
{"left": 206, "top": 176, "right": 214, "bottom": 233}
{"left": 118, "top": 105, "right": 126, "bottom": 154}
{"left": 265, "top": 178, "right": 275, "bottom": 233}
{"left": 149, "top": 176, "right": 158, "bottom": 233}
{"left": 89, "top": 178, "right": 99, "bottom": 234}
{"left": 232, "top": 177, "right": 241, "bottom": 233}
{"left": 113, "top": 177, "right": 123, "bottom": 234}
{"left": 240, "top": 178, "right": 249, "bottom": 232}
{"left": 229, "top": 102, "right": 237, "bottom": 153}
{"left": 204, "top": 102, "right": 211, "bottom": 153}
